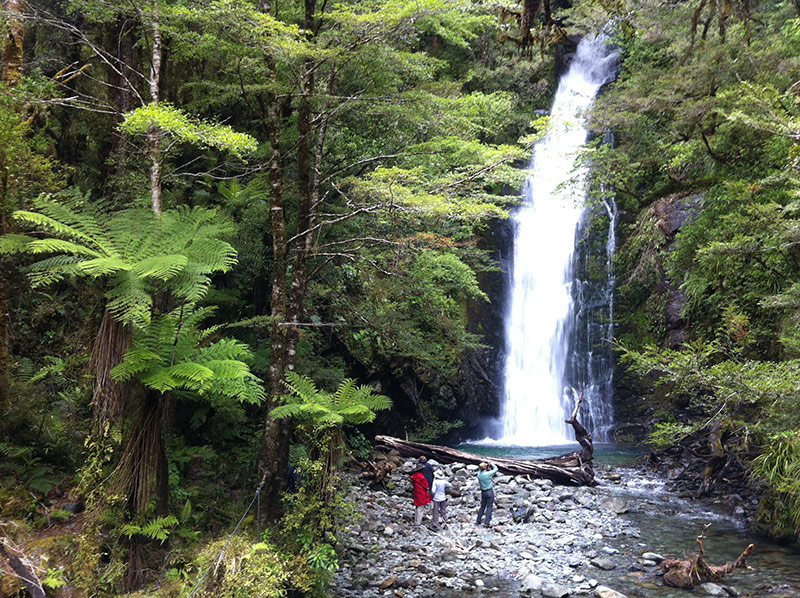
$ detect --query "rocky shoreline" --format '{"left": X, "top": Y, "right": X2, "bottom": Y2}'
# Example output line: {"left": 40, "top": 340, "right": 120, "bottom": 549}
{"left": 333, "top": 454, "right": 691, "bottom": 598}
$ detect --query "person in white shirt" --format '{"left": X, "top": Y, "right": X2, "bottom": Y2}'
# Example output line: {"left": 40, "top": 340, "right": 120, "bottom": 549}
{"left": 430, "top": 469, "right": 452, "bottom": 530}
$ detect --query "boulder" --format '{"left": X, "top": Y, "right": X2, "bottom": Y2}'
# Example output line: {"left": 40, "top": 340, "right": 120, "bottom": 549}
{"left": 600, "top": 497, "right": 628, "bottom": 514}
{"left": 589, "top": 557, "right": 617, "bottom": 570}
{"left": 520, "top": 573, "right": 544, "bottom": 593}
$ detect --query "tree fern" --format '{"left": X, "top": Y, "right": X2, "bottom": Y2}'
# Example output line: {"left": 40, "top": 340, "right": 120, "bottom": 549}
{"left": 111, "top": 305, "right": 264, "bottom": 403}
{"left": 2, "top": 195, "right": 237, "bottom": 326}
{"left": 272, "top": 372, "right": 391, "bottom": 428}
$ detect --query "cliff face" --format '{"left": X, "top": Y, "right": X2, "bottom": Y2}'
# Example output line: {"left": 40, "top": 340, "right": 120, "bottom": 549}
{"left": 459, "top": 216, "right": 515, "bottom": 439}
{"left": 612, "top": 192, "right": 702, "bottom": 442}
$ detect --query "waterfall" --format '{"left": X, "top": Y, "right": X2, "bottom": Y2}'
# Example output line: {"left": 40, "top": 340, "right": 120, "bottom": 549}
{"left": 499, "top": 36, "right": 618, "bottom": 445}
{"left": 567, "top": 134, "right": 618, "bottom": 442}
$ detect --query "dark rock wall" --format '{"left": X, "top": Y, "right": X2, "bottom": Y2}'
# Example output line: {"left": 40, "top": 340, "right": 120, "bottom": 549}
{"left": 612, "top": 192, "right": 702, "bottom": 442}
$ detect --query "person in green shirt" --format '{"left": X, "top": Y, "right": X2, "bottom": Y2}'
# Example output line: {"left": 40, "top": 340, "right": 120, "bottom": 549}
{"left": 476, "top": 462, "right": 498, "bottom": 527}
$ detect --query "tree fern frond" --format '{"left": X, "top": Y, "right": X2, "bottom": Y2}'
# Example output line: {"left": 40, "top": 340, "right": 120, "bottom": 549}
{"left": 183, "top": 238, "right": 238, "bottom": 273}
{"left": 140, "top": 369, "right": 183, "bottom": 392}
{"left": 333, "top": 378, "right": 357, "bottom": 407}
{"left": 202, "top": 359, "right": 249, "bottom": 379}
{"left": 25, "top": 256, "right": 83, "bottom": 286}
{"left": 270, "top": 403, "right": 311, "bottom": 419}
{"left": 77, "top": 257, "right": 131, "bottom": 277}
{"left": 0, "top": 234, "right": 35, "bottom": 254}
{"left": 33, "top": 195, "right": 114, "bottom": 248}
{"left": 13, "top": 210, "right": 99, "bottom": 248}
{"left": 166, "top": 362, "right": 215, "bottom": 387}
{"left": 356, "top": 392, "right": 392, "bottom": 412}
{"left": 130, "top": 254, "right": 190, "bottom": 280}
{"left": 284, "top": 370, "right": 320, "bottom": 400}
{"left": 197, "top": 337, "right": 252, "bottom": 362}
{"left": 26, "top": 238, "right": 102, "bottom": 258}
{"left": 110, "top": 349, "right": 162, "bottom": 381}
{"left": 338, "top": 404, "right": 376, "bottom": 424}
{"left": 107, "top": 274, "right": 153, "bottom": 325}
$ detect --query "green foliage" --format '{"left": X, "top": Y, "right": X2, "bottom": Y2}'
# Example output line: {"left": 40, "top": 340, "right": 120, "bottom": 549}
{"left": 120, "top": 103, "right": 258, "bottom": 158}
{"left": 0, "top": 443, "right": 59, "bottom": 496}
{"left": 111, "top": 305, "right": 264, "bottom": 403}
{"left": 272, "top": 370, "right": 391, "bottom": 428}
{"left": 752, "top": 432, "right": 800, "bottom": 539}
{"left": 2, "top": 196, "right": 237, "bottom": 325}
{"left": 121, "top": 515, "right": 179, "bottom": 542}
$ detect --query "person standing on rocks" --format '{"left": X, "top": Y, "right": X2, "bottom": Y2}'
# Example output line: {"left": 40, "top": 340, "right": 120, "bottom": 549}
{"left": 430, "top": 469, "right": 451, "bottom": 530}
{"left": 411, "top": 464, "right": 432, "bottom": 526}
{"left": 476, "top": 462, "right": 498, "bottom": 528}
{"left": 418, "top": 456, "right": 434, "bottom": 487}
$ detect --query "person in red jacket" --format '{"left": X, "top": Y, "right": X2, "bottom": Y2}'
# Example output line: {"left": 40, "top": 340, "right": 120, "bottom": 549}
{"left": 411, "top": 465, "right": 432, "bottom": 526}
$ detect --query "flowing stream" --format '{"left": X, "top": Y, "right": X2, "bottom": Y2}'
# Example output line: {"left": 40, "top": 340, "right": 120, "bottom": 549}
{"left": 500, "top": 36, "right": 618, "bottom": 445}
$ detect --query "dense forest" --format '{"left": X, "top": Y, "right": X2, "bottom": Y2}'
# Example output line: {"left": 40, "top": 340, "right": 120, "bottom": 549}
{"left": 1, "top": 0, "right": 799, "bottom": 594}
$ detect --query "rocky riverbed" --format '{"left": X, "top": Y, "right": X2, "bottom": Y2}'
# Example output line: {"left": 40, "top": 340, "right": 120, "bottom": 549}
{"left": 333, "top": 456, "right": 673, "bottom": 598}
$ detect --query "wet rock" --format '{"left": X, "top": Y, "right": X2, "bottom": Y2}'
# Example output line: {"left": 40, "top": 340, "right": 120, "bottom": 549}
{"left": 698, "top": 583, "right": 727, "bottom": 596}
{"left": 640, "top": 552, "right": 664, "bottom": 563}
{"left": 722, "top": 586, "right": 739, "bottom": 597}
{"left": 567, "top": 555, "right": 583, "bottom": 567}
{"left": 520, "top": 574, "right": 544, "bottom": 593}
{"left": 589, "top": 557, "right": 617, "bottom": 570}
{"left": 379, "top": 575, "right": 398, "bottom": 589}
{"left": 594, "top": 586, "right": 628, "bottom": 598}
{"left": 541, "top": 582, "right": 571, "bottom": 597}
{"left": 600, "top": 498, "right": 628, "bottom": 514}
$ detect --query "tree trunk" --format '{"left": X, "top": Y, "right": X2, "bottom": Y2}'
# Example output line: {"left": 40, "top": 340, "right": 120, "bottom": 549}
{"left": 259, "top": 55, "right": 290, "bottom": 521}
{"left": 1, "top": 0, "right": 24, "bottom": 86}
{"left": 520, "top": 0, "right": 540, "bottom": 46}
{"left": 375, "top": 400, "right": 596, "bottom": 486}
{"left": 0, "top": 0, "right": 24, "bottom": 424}
{"left": 0, "top": 541, "right": 46, "bottom": 598}
{"left": 374, "top": 435, "right": 596, "bottom": 486}
{"left": 147, "top": 1, "right": 163, "bottom": 215}
{"left": 0, "top": 277, "right": 8, "bottom": 424}
{"left": 91, "top": 309, "right": 131, "bottom": 435}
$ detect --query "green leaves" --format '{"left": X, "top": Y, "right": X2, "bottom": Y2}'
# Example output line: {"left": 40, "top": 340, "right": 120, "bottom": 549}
{"left": 111, "top": 306, "right": 265, "bottom": 403}
{"left": 271, "top": 370, "right": 391, "bottom": 429}
{"left": 121, "top": 515, "right": 179, "bottom": 542}
{"left": 3, "top": 197, "right": 237, "bottom": 325}
{"left": 120, "top": 103, "right": 258, "bottom": 158}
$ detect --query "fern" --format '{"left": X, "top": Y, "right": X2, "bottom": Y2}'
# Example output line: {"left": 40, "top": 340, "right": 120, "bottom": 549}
{"left": 121, "top": 515, "right": 179, "bottom": 542}
{"left": 7, "top": 197, "right": 237, "bottom": 324}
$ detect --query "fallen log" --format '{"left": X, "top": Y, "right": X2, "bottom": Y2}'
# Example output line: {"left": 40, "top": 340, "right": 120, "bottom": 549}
{"left": 0, "top": 538, "right": 46, "bottom": 598}
{"left": 662, "top": 523, "right": 754, "bottom": 589}
{"left": 375, "top": 397, "right": 596, "bottom": 486}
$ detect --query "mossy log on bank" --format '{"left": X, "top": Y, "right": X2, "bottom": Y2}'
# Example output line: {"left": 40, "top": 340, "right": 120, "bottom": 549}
{"left": 375, "top": 398, "right": 596, "bottom": 486}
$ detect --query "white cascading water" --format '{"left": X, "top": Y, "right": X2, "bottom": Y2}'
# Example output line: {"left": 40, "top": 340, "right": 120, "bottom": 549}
{"left": 500, "top": 36, "right": 618, "bottom": 445}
